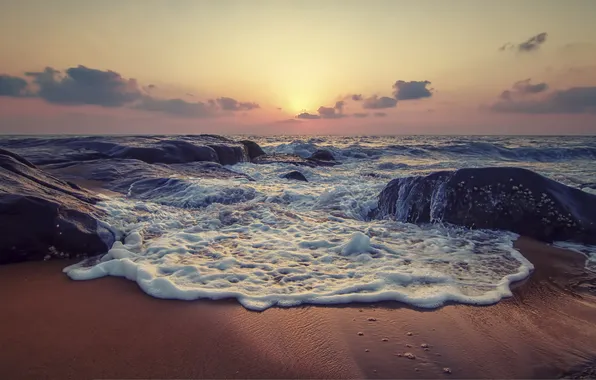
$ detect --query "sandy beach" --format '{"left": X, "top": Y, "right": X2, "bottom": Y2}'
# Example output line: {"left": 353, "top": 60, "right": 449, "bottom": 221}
{"left": 0, "top": 238, "right": 595, "bottom": 379}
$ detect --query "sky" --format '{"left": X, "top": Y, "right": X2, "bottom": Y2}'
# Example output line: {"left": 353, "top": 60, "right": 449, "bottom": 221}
{"left": 1, "top": 0, "right": 596, "bottom": 135}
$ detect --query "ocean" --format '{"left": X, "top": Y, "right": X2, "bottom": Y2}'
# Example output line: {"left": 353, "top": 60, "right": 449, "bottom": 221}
{"left": 33, "top": 134, "right": 595, "bottom": 310}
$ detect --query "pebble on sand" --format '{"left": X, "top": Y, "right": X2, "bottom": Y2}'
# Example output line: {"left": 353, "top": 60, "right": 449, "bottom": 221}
{"left": 421, "top": 343, "right": 429, "bottom": 348}
{"left": 358, "top": 332, "right": 364, "bottom": 336}
{"left": 381, "top": 338, "right": 389, "bottom": 342}
{"left": 406, "top": 344, "right": 412, "bottom": 348}
{"left": 365, "top": 349, "right": 370, "bottom": 352}
{"left": 443, "top": 367, "right": 452, "bottom": 374}
{"left": 407, "top": 332, "right": 413, "bottom": 336}
{"left": 403, "top": 352, "right": 416, "bottom": 360}
{"left": 367, "top": 317, "right": 377, "bottom": 321}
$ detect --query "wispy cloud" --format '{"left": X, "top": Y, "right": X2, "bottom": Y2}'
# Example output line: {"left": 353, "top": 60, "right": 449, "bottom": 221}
{"left": 499, "top": 32, "right": 548, "bottom": 53}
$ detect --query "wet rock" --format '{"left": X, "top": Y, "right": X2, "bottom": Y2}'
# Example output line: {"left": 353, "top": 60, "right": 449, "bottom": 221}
{"left": 0, "top": 135, "right": 250, "bottom": 166}
{"left": 373, "top": 167, "right": 596, "bottom": 245}
{"left": 281, "top": 171, "right": 308, "bottom": 182}
{"left": 421, "top": 343, "right": 429, "bottom": 349}
{"left": 404, "top": 352, "right": 416, "bottom": 360}
{"left": 240, "top": 140, "right": 266, "bottom": 160}
{"left": 381, "top": 338, "right": 389, "bottom": 342}
{"left": 310, "top": 149, "right": 335, "bottom": 161}
{"left": 407, "top": 332, "right": 413, "bottom": 336}
{"left": 358, "top": 332, "right": 364, "bottom": 336}
{"left": 0, "top": 150, "right": 114, "bottom": 264}
{"left": 443, "top": 367, "right": 452, "bottom": 374}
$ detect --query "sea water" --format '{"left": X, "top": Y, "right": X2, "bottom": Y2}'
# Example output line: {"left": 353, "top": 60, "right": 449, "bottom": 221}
{"left": 64, "top": 135, "right": 596, "bottom": 310}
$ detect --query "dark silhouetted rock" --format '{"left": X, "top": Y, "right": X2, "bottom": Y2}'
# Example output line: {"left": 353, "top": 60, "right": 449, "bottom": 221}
{"left": 310, "top": 149, "right": 335, "bottom": 161}
{"left": 240, "top": 140, "right": 266, "bottom": 160}
{"left": 373, "top": 167, "right": 596, "bottom": 244}
{"left": 0, "top": 150, "right": 114, "bottom": 264}
{"left": 0, "top": 135, "right": 249, "bottom": 166}
{"left": 282, "top": 171, "right": 308, "bottom": 182}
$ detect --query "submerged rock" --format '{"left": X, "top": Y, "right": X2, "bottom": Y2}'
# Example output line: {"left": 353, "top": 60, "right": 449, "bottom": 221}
{"left": 43, "top": 159, "right": 252, "bottom": 194}
{"left": 0, "top": 150, "right": 114, "bottom": 264}
{"left": 373, "top": 167, "right": 596, "bottom": 245}
{"left": 310, "top": 149, "right": 335, "bottom": 162}
{"left": 281, "top": 171, "right": 308, "bottom": 182}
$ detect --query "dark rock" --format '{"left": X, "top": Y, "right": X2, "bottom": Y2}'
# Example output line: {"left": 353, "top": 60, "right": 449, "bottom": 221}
{"left": 373, "top": 167, "right": 596, "bottom": 244}
{"left": 252, "top": 153, "right": 337, "bottom": 167}
{"left": 43, "top": 159, "right": 252, "bottom": 194}
{"left": 240, "top": 140, "right": 266, "bottom": 160}
{"left": 0, "top": 147, "right": 37, "bottom": 168}
{"left": 310, "top": 149, "right": 335, "bottom": 161}
{"left": 282, "top": 171, "right": 308, "bottom": 182}
{"left": 0, "top": 150, "right": 114, "bottom": 264}
{"left": 0, "top": 135, "right": 249, "bottom": 166}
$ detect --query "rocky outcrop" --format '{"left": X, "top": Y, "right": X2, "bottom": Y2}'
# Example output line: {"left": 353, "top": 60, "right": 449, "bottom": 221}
{"left": 0, "top": 150, "right": 114, "bottom": 264}
{"left": 240, "top": 140, "right": 266, "bottom": 160}
{"left": 373, "top": 167, "right": 596, "bottom": 244}
{"left": 281, "top": 171, "right": 308, "bottom": 182}
{"left": 0, "top": 135, "right": 250, "bottom": 166}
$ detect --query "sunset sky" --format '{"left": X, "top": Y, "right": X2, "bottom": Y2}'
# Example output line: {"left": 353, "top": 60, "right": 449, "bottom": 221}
{"left": 1, "top": 0, "right": 596, "bottom": 135}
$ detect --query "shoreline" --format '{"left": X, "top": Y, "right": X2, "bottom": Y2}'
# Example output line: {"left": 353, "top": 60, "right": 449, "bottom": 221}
{"left": 1, "top": 238, "right": 596, "bottom": 379}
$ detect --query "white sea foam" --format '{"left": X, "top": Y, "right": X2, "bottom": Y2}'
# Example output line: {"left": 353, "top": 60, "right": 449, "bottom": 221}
{"left": 65, "top": 161, "right": 534, "bottom": 311}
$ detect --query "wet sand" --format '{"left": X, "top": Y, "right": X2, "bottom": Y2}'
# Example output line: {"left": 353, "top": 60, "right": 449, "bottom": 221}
{"left": 1, "top": 238, "right": 596, "bottom": 379}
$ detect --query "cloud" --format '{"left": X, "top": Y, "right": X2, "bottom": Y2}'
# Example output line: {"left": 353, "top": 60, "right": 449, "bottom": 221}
{"left": 135, "top": 96, "right": 216, "bottom": 118}
{"left": 352, "top": 112, "right": 369, "bottom": 118}
{"left": 491, "top": 86, "right": 596, "bottom": 114}
{"left": 25, "top": 66, "right": 142, "bottom": 107}
{"left": 350, "top": 94, "right": 363, "bottom": 101}
{"left": 0, "top": 75, "right": 29, "bottom": 97}
{"left": 317, "top": 106, "right": 346, "bottom": 119}
{"left": 499, "top": 79, "right": 549, "bottom": 100}
{"left": 296, "top": 112, "right": 321, "bottom": 119}
{"left": 215, "top": 97, "right": 260, "bottom": 111}
{"left": 362, "top": 95, "right": 397, "bottom": 109}
{"left": 334, "top": 100, "right": 345, "bottom": 112}
{"left": 500, "top": 32, "right": 548, "bottom": 53}
{"left": 373, "top": 112, "right": 387, "bottom": 117}
{"left": 392, "top": 80, "right": 433, "bottom": 100}
{"left": 275, "top": 118, "right": 302, "bottom": 124}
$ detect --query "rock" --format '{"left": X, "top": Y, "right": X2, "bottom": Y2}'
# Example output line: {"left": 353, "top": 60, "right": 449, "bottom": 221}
{"left": 240, "top": 140, "right": 266, "bottom": 160}
{"left": 404, "top": 352, "right": 416, "bottom": 360}
{"left": 367, "top": 317, "right": 377, "bottom": 321}
{"left": 0, "top": 147, "right": 36, "bottom": 168}
{"left": 407, "top": 332, "right": 413, "bottom": 336}
{"left": 373, "top": 167, "right": 596, "bottom": 245}
{"left": 0, "top": 135, "right": 250, "bottom": 166}
{"left": 364, "top": 349, "right": 370, "bottom": 352}
{"left": 310, "top": 149, "right": 335, "bottom": 161}
{"left": 0, "top": 150, "right": 114, "bottom": 264}
{"left": 382, "top": 338, "right": 389, "bottom": 342}
{"left": 358, "top": 332, "right": 364, "bottom": 336}
{"left": 421, "top": 343, "right": 429, "bottom": 348}
{"left": 281, "top": 171, "right": 308, "bottom": 182}
{"left": 443, "top": 367, "right": 452, "bottom": 374}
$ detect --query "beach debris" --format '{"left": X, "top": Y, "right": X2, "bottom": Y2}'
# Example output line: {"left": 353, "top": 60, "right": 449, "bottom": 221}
{"left": 406, "top": 332, "right": 413, "bottom": 336}
{"left": 443, "top": 367, "right": 452, "bottom": 374}
{"left": 403, "top": 352, "right": 416, "bottom": 360}
{"left": 381, "top": 338, "right": 389, "bottom": 342}
{"left": 358, "top": 332, "right": 364, "bottom": 336}
{"left": 367, "top": 317, "right": 377, "bottom": 321}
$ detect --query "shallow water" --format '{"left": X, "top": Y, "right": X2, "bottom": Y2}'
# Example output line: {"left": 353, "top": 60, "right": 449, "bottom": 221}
{"left": 64, "top": 135, "right": 596, "bottom": 310}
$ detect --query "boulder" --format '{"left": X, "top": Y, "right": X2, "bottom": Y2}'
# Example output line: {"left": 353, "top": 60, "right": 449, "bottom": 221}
{"left": 240, "top": 140, "right": 266, "bottom": 160}
{"left": 0, "top": 150, "right": 114, "bottom": 264}
{"left": 310, "top": 149, "right": 335, "bottom": 161}
{"left": 373, "top": 167, "right": 596, "bottom": 244}
{"left": 281, "top": 171, "right": 308, "bottom": 182}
